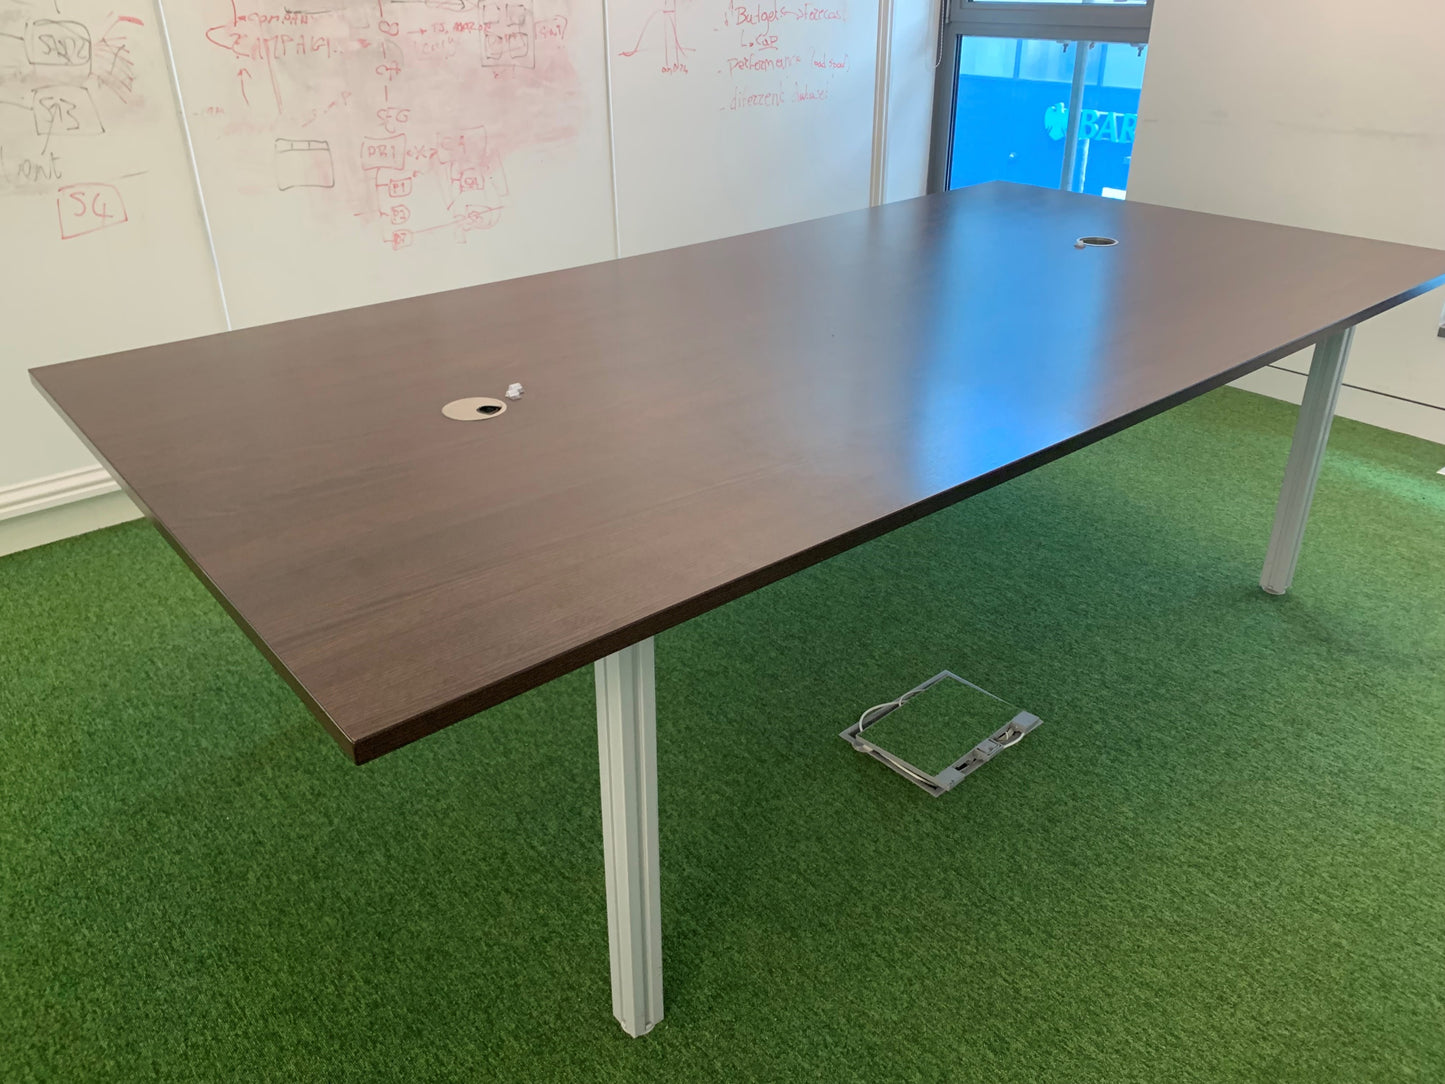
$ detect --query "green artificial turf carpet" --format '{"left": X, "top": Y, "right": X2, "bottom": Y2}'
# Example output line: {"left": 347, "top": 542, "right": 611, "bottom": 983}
{"left": 2, "top": 388, "right": 1443, "bottom": 1083}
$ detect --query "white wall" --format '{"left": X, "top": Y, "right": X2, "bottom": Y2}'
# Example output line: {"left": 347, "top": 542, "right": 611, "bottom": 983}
{"left": 1129, "top": 0, "right": 1445, "bottom": 443}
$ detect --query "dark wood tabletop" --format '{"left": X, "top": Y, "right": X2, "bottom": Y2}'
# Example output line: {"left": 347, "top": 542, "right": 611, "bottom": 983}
{"left": 31, "top": 182, "right": 1445, "bottom": 763}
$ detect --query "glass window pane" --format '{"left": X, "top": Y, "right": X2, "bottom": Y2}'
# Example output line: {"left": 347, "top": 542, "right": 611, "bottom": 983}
{"left": 949, "top": 37, "right": 1073, "bottom": 191}
{"left": 959, "top": 36, "right": 1017, "bottom": 79}
{"left": 1073, "top": 42, "right": 1146, "bottom": 197}
{"left": 1016, "top": 38, "right": 1079, "bottom": 82}
{"left": 1099, "top": 40, "right": 1147, "bottom": 88}
{"left": 947, "top": 36, "right": 1147, "bottom": 199}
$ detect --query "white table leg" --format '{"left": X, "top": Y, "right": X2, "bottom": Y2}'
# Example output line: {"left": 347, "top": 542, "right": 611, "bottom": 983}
{"left": 595, "top": 637, "right": 663, "bottom": 1037}
{"left": 1260, "top": 327, "right": 1354, "bottom": 595}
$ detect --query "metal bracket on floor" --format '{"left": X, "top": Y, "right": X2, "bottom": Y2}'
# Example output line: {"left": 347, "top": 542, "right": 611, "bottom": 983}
{"left": 839, "top": 671, "right": 1043, "bottom": 797}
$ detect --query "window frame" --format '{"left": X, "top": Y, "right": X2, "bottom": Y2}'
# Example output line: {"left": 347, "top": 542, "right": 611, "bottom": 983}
{"left": 927, "top": 0, "right": 1154, "bottom": 193}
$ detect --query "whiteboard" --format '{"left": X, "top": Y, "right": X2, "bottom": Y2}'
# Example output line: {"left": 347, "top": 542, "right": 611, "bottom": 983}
{"left": 0, "top": 0, "right": 225, "bottom": 487}
{"left": 606, "top": 0, "right": 880, "bottom": 256}
{"left": 158, "top": 0, "right": 618, "bottom": 327}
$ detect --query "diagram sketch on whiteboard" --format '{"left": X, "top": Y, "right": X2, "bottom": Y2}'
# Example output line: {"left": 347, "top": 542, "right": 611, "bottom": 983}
{"left": 275, "top": 137, "right": 334, "bottom": 189}
{"left": 618, "top": 0, "right": 690, "bottom": 74}
{"left": 0, "top": 0, "right": 150, "bottom": 240}
{"left": 191, "top": 0, "right": 584, "bottom": 254}
{"left": 481, "top": 1, "right": 534, "bottom": 69}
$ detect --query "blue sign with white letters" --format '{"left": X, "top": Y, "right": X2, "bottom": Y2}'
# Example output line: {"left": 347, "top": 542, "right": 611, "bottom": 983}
{"left": 1062, "top": 106, "right": 1138, "bottom": 145}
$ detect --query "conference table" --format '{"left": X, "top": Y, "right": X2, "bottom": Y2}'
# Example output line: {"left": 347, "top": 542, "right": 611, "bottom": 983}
{"left": 31, "top": 182, "right": 1445, "bottom": 1036}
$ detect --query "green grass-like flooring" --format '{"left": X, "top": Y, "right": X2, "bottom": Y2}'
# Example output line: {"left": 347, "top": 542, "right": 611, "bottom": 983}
{"left": 2, "top": 388, "right": 1442, "bottom": 1083}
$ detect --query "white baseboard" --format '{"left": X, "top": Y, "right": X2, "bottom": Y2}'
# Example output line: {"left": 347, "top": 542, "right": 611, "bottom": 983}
{"left": 1233, "top": 366, "right": 1445, "bottom": 446}
{"left": 0, "top": 466, "right": 141, "bottom": 558}
{"left": 0, "top": 465, "right": 120, "bottom": 521}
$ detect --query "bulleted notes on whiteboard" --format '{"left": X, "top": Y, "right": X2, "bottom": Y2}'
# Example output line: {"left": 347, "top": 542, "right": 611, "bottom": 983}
{"left": 160, "top": 0, "right": 618, "bottom": 328}
{"left": 607, "top": 0, "right": 880, "bottom": 257}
